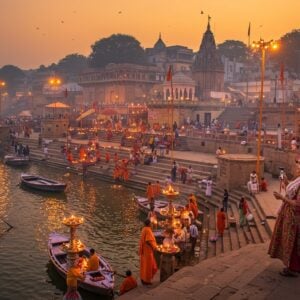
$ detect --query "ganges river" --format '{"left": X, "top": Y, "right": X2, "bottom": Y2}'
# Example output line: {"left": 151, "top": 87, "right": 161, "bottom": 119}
{"left": 0, "top": 162, "right": 143, "bottom": 300}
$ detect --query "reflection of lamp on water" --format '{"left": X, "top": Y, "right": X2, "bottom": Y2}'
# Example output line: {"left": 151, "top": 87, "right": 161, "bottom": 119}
{"left": 62, "top": 215, "right": 85, "bottom": 267}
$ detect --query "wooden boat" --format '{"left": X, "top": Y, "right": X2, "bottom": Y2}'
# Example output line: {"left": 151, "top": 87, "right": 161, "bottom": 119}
{"left": 4, "top": 155, "right": 30, "bottom": 166}
{"left": 48, "top": 233, "right": 114, "bottom": 296}
{"left": 20, "top": 173, "right": 66, "bottom": 192}
{"left": 135, "top": 196, "right": 203, "bottom": 220}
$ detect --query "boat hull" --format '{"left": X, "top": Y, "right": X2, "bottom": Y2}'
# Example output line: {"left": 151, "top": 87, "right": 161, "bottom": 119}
{"left": 48, "top": 233, "right": 114, "bottom": 296}
{"left": 20, "top": 174, "right": 66, "bottom": 192}
{"left": 4, "top": 155, "right": 30, "bottom": 166}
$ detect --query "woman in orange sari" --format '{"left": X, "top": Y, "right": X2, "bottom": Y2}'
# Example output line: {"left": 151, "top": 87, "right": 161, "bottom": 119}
{"left": 269, "top": 158, "right": 300, "bottom": 277}
{"left": 139, "top": 219, "right": 158, "bottom": 285}
{"left": 217, "top": 208, "right": 226, "bottom": 236}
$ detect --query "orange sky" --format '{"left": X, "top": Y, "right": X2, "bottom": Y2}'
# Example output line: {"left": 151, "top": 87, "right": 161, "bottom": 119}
{"left": 0, "top": 0, "right": 299, "bottom": 69}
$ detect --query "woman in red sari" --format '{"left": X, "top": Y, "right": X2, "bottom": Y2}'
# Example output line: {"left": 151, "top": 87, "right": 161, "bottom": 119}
{"left": 217, "top": 207, "right": 226, "bottom": 237}
{"left": 268, "top": 158, "right": 300, "bottom": 277}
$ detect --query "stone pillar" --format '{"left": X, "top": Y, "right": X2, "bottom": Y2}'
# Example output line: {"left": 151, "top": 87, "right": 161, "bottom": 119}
{"left": 160, "top": 253, "right": 175, "bottom": 282}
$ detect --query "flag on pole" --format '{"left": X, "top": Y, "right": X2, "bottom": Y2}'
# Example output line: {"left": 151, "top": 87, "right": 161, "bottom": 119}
{"left": 280, "top": 63, "right": 284, "bottom": 84}
{"left": 166, "top": 65, "right": 172, "bottom": 81}
{"left": 247, "top": 22, "right": 251, "bottom": 37}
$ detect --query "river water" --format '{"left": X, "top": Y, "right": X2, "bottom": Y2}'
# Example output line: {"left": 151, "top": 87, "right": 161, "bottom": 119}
{"left": 0, "top": 162, "right": 143, "bottom": 300}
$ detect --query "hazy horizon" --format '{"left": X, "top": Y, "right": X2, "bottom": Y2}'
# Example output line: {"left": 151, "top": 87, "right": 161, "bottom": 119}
{"left": 0, "top": 0, "right": 299, "bottom": 70}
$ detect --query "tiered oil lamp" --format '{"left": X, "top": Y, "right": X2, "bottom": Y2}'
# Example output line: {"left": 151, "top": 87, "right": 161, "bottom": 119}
{"left": 160, "top": 184, "right": 180, "bottom": 227}
{"left": 62, "top": 215, "right": 85, "bottom": 267}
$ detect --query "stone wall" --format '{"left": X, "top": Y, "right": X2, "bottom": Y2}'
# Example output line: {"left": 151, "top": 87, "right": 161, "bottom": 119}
{"left": 41, "top": 118, "right": 69, "bottom": 138}
{"left": 186, "top": 136, "right": 299, "bottom": 178}
{"left": 217, "top": 154, "right": 264, "bottom": 191}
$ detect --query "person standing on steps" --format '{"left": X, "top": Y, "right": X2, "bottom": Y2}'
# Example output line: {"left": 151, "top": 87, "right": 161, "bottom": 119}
{"left": 139, "top": 219, "right": 158, "bottom": 285}
{"left": 223, "top": 189, "right": 229, "bottom": 212}
{"left": 217, "top": 207, "right": 226, "bottom": 237}
{"left": 268, "top": 158, "right": 300, "bottom": 277}
{"left": 238, "top": 197, "right": 248, "bottom": 227}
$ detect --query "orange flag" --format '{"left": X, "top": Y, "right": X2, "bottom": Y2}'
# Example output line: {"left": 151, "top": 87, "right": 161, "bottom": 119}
{"left": 166, "top": 65, "right": 172, "bottom": 81}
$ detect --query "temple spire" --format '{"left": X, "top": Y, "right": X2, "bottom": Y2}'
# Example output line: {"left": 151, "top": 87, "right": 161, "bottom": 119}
{"left": 207, "top": 15, "right": 211, "bottom": 31}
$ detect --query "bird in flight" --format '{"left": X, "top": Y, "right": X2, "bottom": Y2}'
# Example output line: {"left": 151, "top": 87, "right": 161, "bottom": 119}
{"left": 201, "top": 11, "right": 204, "bottom": 14}
{"left": 61, "top": 20, "right": 64, "bottom": 24}
{"left": 36, "top": 27, "right": 40, "bottom": 30}
{"left": 118, "top": 11, "right": 122, "bottom": 14}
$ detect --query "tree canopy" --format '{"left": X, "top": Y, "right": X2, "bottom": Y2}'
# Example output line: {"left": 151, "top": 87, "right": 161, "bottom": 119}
{"left": 89, "top": 34, "right": 146, "bottom": 68}
{"left": 217, "top": 40, "right": 248, "bottom": 61}
{"left": 270, "top": 29, "right": 300, "bottom": 76}
{"left": 0, "top": 65, "right": 25, "bottom": 95}
{"left": 57, "top": 54, "right": 88, "bottom": 74}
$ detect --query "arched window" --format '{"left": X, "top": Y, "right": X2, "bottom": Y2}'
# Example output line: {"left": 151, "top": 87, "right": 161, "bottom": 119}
{"left": 166, "top": 89, "right": 170, "bottom": 100}
{"left": 184, "top": 88, "right": 188, "bottom": 99}
{"left": 189, "top": 88, "right": 193, "bottom": 100}
{"left": 175, "top": 88, "right": 179, "bottom": 99}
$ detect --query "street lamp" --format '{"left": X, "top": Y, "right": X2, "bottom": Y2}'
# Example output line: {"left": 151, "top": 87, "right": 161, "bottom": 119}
{"left": 251, "top": 39, "right": 278, "bottom": 180}
{"left": 49, "top": 77, "right": 61, "bottom": 86}
{"left": 0, "top": 80, "right": 6, "bottom": 118}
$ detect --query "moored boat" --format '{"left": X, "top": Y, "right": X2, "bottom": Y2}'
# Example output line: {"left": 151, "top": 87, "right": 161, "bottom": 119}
{"left": 20, "top": 173, "right": 66, "bottom": 192}
{"left": 135, "top": 196, "right": 203, "bottom": 220}
{"left": 4, "top": 155, "right": 30, "bottom": 166}
{"left": 48, "top": 232, "right": 114, "bottom": 296}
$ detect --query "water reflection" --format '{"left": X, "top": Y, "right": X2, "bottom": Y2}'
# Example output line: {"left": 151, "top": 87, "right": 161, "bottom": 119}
{"left": 0, "top": 163, "right": 142, "bottom": 299}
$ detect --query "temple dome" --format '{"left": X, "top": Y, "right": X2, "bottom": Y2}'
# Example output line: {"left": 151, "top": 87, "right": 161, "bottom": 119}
{"left": 154, "top": 33, "right": 166, "bottom": 50}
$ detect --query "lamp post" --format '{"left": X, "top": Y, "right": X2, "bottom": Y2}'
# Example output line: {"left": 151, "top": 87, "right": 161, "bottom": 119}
{"left": 251, "top": 39, "right": 278, "bottom": 180}
{"left": 0, "top": 80, "right": 6, "bottom": 119}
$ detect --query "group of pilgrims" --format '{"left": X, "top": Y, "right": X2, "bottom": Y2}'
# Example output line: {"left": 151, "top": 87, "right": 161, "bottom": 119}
{"left": 140, "top": 189, "right": 201, "bottom": 286}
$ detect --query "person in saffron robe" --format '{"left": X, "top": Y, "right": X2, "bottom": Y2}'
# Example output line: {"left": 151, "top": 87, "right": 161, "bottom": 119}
{"left": 268, "top": 158, "right": 300, "bottom": 277}
{"left": 105, "top": 151, "right": 110, "bottom": 163}
{"left": 65, "top": 265, "right": 84, "bottom": 299}
{"left": 96, "top": 149, "right": 101, "bottom": 162}
{"left": 119, "top": 270, "right": 137, "bottom": 295}
{"left": 188, "top": 198, "right": 198, "bottom": 219}
{"left": 114, "top": 152, "right": 119, "bottom": 164}
{"left": 146, "top": 182, "right": 155, "bottom": 201}
{"left": 217, "top": 208, "right": 226, "bottom": 236}
{"left": 239, "top": 197, "right": 248, "bottom": 227}
{"left": 87, "top": 248, "right": 99, "bottom": 272}
{"left": 139, "top": 219, "right": 158, "bottom": 285}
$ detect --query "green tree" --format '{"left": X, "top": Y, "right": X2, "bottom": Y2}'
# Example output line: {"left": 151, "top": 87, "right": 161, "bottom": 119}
{"left": 0, "top": 65, "right": 25, "bottom": 95}
{"left": 217, "top": 40, "right": 248, "bottom": 61}
{"left": 57, "top": 54, "right": 88, "bottom": 74}
{"left": 270, "top": 29, "right": 300, "bottom": 75}
{"left": 89, "top": 34, "right": 146, "bottom": 68}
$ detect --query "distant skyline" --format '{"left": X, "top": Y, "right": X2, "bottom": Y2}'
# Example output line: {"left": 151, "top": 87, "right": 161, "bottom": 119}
{"left": 0, "top": 0, "right": 299, "bottom": 69}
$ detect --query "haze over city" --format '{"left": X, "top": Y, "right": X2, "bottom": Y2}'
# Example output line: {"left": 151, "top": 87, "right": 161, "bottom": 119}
{"left": 0, "top": 0, "right": 299, "bottom": 69}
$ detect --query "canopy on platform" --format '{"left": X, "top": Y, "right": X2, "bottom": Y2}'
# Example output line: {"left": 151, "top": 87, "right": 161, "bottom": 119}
{"left": 76, "top": 108, "right": 95, "bottom": 121}
{"left": 18, "top": 110, "right": 32, "bottom": 117}
{"left": 45, "top": 102, "right": 70, "bottom": 108}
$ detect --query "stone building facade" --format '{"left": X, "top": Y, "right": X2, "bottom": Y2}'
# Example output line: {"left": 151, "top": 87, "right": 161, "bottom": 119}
{"left": 78, "top": 63, "right": 164, "bottom": 106}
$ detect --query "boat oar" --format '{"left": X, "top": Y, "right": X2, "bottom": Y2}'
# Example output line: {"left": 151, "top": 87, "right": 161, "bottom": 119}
{"left": 101, "top": 268, "right": 126, "bottom": 278}
{"left": 0, "top": 218, "right": 14, "bottom": 230}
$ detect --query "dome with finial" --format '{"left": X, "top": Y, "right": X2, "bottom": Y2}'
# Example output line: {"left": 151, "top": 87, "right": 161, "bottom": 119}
{"left": 193, "top": 17, "right": 223, "bottom": 72}
{"left": 154, "top": 33, "right": 166, "bottom": 50}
